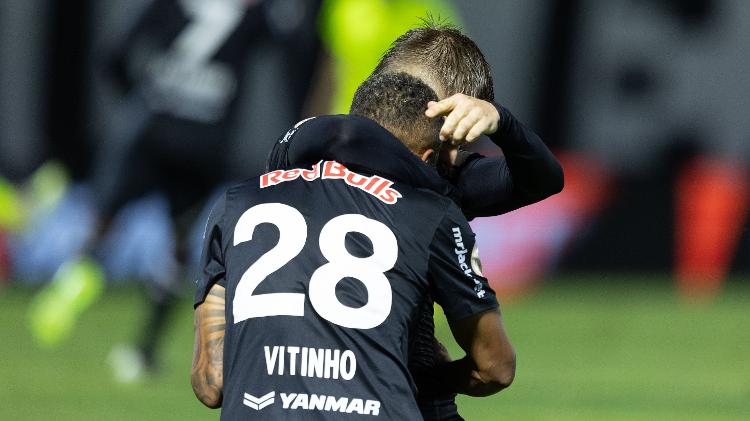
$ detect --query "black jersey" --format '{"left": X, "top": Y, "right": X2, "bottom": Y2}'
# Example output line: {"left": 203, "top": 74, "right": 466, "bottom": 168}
{"left": 266, "top": 113, "right": 560, "bottom": 421}
{"left": 195, "top": 157, "right": 498, "bottom": 420}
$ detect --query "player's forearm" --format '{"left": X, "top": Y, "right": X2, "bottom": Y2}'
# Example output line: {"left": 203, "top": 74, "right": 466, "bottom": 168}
{"left": 489, "top": 104, "right": 564, "bottom": 200}
{"left": 432, "top": 356, "right": 513, "bottom": 397}
{"left": 430, "top": 310, "right": 516, "bottom": 397}
{"left": 191, "top": 285, "right": 226, "bottom": 408}
{"left": 455, "top": 107, "right": 563, "bottom": 218}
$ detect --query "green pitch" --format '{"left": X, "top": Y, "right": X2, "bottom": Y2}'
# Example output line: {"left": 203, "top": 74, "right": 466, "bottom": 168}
{"left": 1, "top": 275, "right": 748, "bottom": 420}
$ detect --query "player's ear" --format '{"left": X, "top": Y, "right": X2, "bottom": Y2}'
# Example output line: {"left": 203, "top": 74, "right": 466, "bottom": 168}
{"left": 420, "top": 149, "right": 434, "bottom": 163}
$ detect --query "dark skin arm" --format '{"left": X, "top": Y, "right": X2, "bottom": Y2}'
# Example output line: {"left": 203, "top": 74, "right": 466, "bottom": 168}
{"left": 421, "top": 309, "right": 516, "bottom": 397}
{"left": 191, "top": 284, "right": 226, "bottom": 408}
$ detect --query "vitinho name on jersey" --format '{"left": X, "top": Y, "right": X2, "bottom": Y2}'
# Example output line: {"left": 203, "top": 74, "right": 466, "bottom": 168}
{"left": 264, "top": 346, "right": 356, "bottom": 380}
{"left": 260, "top": 160, "right": 402, "bottom": 204}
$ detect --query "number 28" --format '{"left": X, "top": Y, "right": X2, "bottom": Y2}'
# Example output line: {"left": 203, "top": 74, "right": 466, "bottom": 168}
{"left": 233, "top": 203, "right": 398, "bottom": 329}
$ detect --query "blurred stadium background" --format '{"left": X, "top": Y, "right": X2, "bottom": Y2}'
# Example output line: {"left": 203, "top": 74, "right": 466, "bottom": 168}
{"left": 1, "top": 0, "right": 748, "bottom": 419}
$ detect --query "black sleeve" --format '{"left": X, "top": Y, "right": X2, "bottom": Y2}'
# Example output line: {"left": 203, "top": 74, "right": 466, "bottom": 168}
{"left": 456, "top": 103, "right": 564, "bottom": 219}
{"left": 427, "top": 203, "right": 499, "bottom": 321}
{"left": 193, "top": 192, "right": 227, "bottom": 308}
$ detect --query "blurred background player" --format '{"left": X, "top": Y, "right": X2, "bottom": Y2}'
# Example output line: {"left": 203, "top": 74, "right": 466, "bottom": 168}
{"left": 22, "top": 0, "right": 323, "bottom": 381}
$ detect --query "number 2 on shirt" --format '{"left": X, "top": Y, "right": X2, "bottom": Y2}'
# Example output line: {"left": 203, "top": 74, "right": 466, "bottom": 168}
{"left": 233, "top": 203, "right": 398, "bottom": 329}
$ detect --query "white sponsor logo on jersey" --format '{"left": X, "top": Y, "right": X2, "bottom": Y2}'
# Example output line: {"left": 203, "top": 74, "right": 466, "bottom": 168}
{"left": 280, "top": 393, "right": 380, "bottom": 416}
{"left": 243, "top": 391, "right": 275, "bottom": 410}
{"left": 241, "top": 390, "right": 381, "bottom": 416}
{"left": 452, "top": 226, "right": 486, "bottom": 298}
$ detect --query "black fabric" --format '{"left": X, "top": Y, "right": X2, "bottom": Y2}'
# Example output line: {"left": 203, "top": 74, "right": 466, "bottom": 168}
{"left": 426, "top": 205, "right": 497, "bottom": 321}
{"left": 417, "top": 397, "right": 465, "bottom": 421}
{"left": 267, "top": 115, "right": 458, "bottom": 201}
{"left": 458, "top": 103, "right": 564, "bottom": 219}
{"left": 408, "top": 297, "right": 464, "bottom": 421}
{"left": 194, "top": 160, "right": 497, "bottom": 420}
{"left": 195, "top": 191, "right": 227, "bottom": 301}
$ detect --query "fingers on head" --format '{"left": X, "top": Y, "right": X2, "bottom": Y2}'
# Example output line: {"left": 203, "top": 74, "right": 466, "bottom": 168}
{"left": 453, "top": 110, "right": 482, "bottom": 140}
{"left": 456, "top": 108, "right": 487, "bottom": 140}
{"left": 466, "top": 123, "right": 486, "bottom": 142}
{"left": 425, "top": 101, "right": 440, "bottom": 117}
{"left": 434, "top": 96, "right": 459, "bottom": 114}
{"left": 440, "top": 107, "right": 469, "bottom": 139}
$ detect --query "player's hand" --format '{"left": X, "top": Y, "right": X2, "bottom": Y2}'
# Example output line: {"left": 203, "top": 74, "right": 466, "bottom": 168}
{"left": 425, "top": 93, "right": 500, "bottom": 144}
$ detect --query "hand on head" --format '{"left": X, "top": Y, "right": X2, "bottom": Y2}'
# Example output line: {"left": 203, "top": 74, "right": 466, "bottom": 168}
{"left": 425, "top": 93, "right": 500, "bottom": 145}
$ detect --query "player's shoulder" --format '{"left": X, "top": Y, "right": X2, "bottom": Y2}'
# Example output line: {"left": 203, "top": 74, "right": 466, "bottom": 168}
{"left": 222, "top": 177, "right": 258, "bottom": 197}
{"left": 394, "top": 181, "right": 454, "bottom": 207}
{"left": 389, "top": 180, "right": 460, "bottom": 228}
{"left": 223, "top": 172, "right": 274, "bottom": 204}
{"left": 294, "top": 113, "right": 376, "bottom": 130}
{"left": 211, "top": 176, "right": 265, "bottom": 218}
{"left": 404, "top": 183, "right": 472, "bottom": 239}
{"left": 283, "top": 114, "right": 374, "bottom": 139}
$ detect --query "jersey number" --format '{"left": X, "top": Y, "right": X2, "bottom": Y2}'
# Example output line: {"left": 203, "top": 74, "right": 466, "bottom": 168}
{"left": 233, "top": 203, "right": 398, "bottom": 329}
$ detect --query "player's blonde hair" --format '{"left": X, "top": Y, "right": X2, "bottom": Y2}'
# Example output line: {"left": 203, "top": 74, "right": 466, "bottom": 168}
{"left": 374, "top": 20, "right": 494, "bottom": 101}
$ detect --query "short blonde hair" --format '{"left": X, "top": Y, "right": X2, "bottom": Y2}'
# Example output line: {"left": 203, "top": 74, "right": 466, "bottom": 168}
{"left": 374, "top": 21, "right": 494, "bottom": 101}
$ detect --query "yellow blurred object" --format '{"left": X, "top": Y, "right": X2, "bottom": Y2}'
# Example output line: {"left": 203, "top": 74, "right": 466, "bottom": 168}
{"left": 0, "top": 176, "right": 23, "bottom": 230}
{"left": 0, "top": 161, "right": 69, "bottom": 232}
{"left": 319, "top": 0, "right": 460, "bottom": 113}
{"left": 27, "top": 161, "right": 69, "bottom": 214}
{"left": 28, "top": 256, "right": 104, "bottom": 348}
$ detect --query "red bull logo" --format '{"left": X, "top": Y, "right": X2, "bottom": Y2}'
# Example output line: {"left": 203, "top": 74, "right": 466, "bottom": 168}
{"left": 260, "top": 161, "right": 402, "bottom": 205}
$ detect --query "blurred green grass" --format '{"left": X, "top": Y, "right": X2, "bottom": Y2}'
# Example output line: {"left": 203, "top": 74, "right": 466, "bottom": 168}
{"left": 1, "top": 275, "right": 749, "bottom": 420}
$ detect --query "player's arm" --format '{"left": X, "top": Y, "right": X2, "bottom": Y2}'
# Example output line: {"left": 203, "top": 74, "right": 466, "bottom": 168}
{"left": 426, "top": 94, "right": 564, "bottom": 218}
{"left": 424, "top": 204, "right": 516, "bottom": 397}
{"left": 191, "top": 284, "right": 226, "bottom": 408}
{"left": 439, "top": 309, "right": 515, "bottom": 396}
{"left": 191, "top": 193, "right": 228, "bottom": 408}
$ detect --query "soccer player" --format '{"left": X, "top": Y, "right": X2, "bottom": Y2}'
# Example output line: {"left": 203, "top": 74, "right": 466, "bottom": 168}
{"left": 268, "top": 23, "right": 563, "bottom": 420}
{"left": 191, "top": 72, "right": 516, "bottom": 419}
